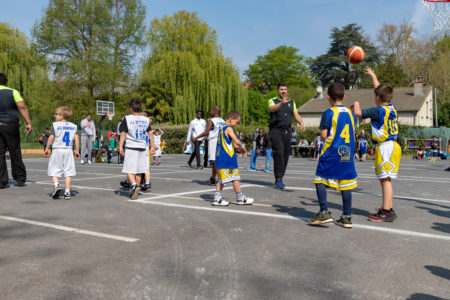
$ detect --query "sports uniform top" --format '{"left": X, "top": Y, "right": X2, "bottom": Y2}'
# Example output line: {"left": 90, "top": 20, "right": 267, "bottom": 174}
{"left": 186, "top": 118, "right": 207, "bottom": 142}
{"left": 359, "top": 138, "right": 367, "bottom": 152}
{"left": 119, "top": 114, "right": 150, "bottom": 150}
{"left": 153, "top": 135, "right": 161, "bottom": 146}
{"left": 315, "top": 105, "right": 357, "bottom": 181}
{"left": 268, "top": 97, "right": 297, "bottom": 131}
{"left": 0, "top": 85, "right": 23, "bottom": 124}
{"left": 361, "top": 104, "right": 398, "bottom": 144}
{"left": 208, "top": 117, "right": 225, "bottom": 140}
{"left": 215, "top": 125, "right": 238, "bottom": 169}
{"left": 51, "top": 121, "right": 78, "bottom": 149}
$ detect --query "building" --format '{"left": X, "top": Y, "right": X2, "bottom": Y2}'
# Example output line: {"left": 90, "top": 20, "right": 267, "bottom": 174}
{"left": 298, "top": 82, "right": 434, "bottom": 127}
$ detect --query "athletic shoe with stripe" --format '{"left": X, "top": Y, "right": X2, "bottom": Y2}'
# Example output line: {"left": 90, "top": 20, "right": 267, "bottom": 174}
{"left": 129, "top": 185, "right": 140, "bottom": 200}
{"left": 369, "top": 208, "right": 397, "bottom": 222}
{"left": 308, "top": 211, "right": 333, "bottom": 225}
{"left": 335, "top": 216, "right": 352, "bottom": 228}
{"left": 211, "top": 195, "right": 229, "bottom": 206}
{"left": 64, "top": 192, "right": 71, "bottom": 200}
{"left": 236, "top": 195, "right": 254, "bottom": 205}
{"left": 52, "top": 185, "right": 61, "bottom": 199}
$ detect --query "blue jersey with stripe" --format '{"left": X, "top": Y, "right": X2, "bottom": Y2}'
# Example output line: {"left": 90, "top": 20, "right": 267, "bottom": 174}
{"left": 370, "top": 104, "right": 399, "bottom": 144}
{"left": 316, "top": 106, "right": 357, "bottom": 180}
{"left": 215, "top": 125, "right": 238, "bottom": 169}
{"left": 359, "top": 138, "right": 367, "bottom": 153}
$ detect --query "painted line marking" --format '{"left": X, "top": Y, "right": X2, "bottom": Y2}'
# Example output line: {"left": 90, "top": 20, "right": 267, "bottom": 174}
{"left": 0, "top": 215, "right": 139, "bottom": 242}
{"left": 127, "top": 200, "right": 450, "bottom": 241}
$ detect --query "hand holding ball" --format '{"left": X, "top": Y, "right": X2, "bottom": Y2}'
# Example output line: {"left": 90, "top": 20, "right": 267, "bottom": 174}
{"left": 347, "top": 46, "right": 365, "bottom": 64}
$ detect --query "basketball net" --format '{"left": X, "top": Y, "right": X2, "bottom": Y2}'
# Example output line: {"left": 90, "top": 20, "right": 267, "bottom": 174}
{"left": 422, "top": 0, "right": 449, "bottom": 35}
{"left": 107, "top": 112, "right": 114, "bottom": 121}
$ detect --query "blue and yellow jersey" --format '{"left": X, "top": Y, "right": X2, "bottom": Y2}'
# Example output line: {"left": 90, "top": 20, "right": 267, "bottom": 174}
{"left": 315, "top": 105, "right": 357, "bottom": 182}
{"left": 362, "top": 104, "right": 398, "bottom": 144}
{"left": 215, "top": 125, "right": 238, "bottom": 170}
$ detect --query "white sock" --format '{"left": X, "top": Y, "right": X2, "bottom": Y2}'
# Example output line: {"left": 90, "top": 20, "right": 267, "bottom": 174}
{"left": 65, "top": 189, "right": 70, "bottom": 194}
{"left": 54, "top": 183, "right": 59, "bottom": 188}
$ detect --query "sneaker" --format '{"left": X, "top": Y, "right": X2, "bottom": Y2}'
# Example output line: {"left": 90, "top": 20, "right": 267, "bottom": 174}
{"left": 196, "top": 165, "right": 203, "bottom": 170}
{"left": 152, "top": 161, "right": 156, "bottom": 165}
{"left": 275, "top": 179, "right": 285, "bottom": 189}
{"left": 247, "top": 168, "right": 257, "bottom": 172}
{"left": 120, "top": 180, "right": 131, "bottom": 188}
{"left": 17, "top": 181, "right": 26, "bottom": 186}
{"left": 64, "top": 193, "right": 71, "bottom": 200}
{"left": 308, "top": 211, "right": 334, "bottom": 225}
{"left": 88, "top": 160, "right": 92, "bottom": 164}
{"left": 157, "top": 162, "right": 160, "bottom": 165}
{"left": 187, "top": 162, "right": 192, "bottom": 168}
{"left": 52, "top": 185, "right": 61, "bottom": 199}
{"left": 80, "top": 159, "right": 85, "bottom": 164}
{"left": 141, "top": 183, "right": 152, "bottom": 192}
{"left": 0, "top": 184, "right": 7, "bottom": 189}
{"left": 208, "top": 177, "right": 217, "bottom": 185}
{"left": 264, "top": 169, "right": 271, "bottom": 172}
{"left": 335, "top": 216, "right": 352, "bottom": 228}
{"left": 368, "top": 208, "right": 397, "bottom": 222}
{"left": 236, "top": 195, "right": 254, "bottom": 205}
{"left": 211, "top": 195, "right": 229, "bottom": 206}
{"left": 129, "top": 185, "right": 140, "bottom": 200}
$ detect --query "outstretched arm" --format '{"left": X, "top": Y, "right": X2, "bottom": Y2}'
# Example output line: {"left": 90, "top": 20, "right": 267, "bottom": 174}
{"left": 365, "top": 67, "right": 380, "bottom": 88}
{"left": 352, "top": 102, "right": 362, "bottom": 118}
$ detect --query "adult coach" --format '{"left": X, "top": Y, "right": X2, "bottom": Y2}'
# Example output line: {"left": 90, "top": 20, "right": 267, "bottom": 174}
{"left": 80, "top": 113, "right": 95, "bottom": 164}
{"left": 186, "top": 110, "right": 206, "bottom": 169}
{"left": 0, "top": 72, "right": 32, "bottom": 188}
{"left": 268, "top": 82, "right": 305, "bottom": 189}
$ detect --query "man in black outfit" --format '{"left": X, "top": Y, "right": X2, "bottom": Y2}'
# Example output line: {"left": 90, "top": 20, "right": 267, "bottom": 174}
{"left": 0, "top": 73, "right": 32, "bottom": 188}
{"left": 268, "top": 82, "right": 305, "bottom": 189}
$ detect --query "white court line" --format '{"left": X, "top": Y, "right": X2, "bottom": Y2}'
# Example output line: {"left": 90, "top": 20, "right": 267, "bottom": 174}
{"left": 0, "top": 215, "right": 139, "bottom": 242}
{"left": 127, "top": 200, "right": 450, "bottom": 241}
{"left": 71, "top": 175, "right": 125, "bottom": 181}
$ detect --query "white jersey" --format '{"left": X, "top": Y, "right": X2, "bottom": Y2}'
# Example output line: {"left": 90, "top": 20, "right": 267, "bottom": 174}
{"left": 208, "top": 117, "right": 225, "bottom": 140}
{"left": 122, "top": 115, "right": 150, "bottom": 150}
{"left": 186, "top": 118, "right": 207, "bottom": 142}
{"left": 153, "top": 135, "right": 161, "bottom": 146}
{"left": 51, "top": 121, "right": 77, "bottom": 149}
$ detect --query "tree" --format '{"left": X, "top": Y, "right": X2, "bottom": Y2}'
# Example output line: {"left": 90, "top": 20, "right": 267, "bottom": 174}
{"left": 377, "top": 21, "right": 415, "bottom": 63}
{"left": 247, "top": 89, "right": 268, "bottom": 126}
{"left": 375, "top": 55, "right": 409, "bottom": 87}
{"left": 105, "top": 0, "right": 146, "bottom": 101}
{"left": 310, "top": 24, "right": 379, "bottom": 89}
{"left": 244, "top": 46, "right": 314, "bottom": 92}
{"left": 33, "top": 0, "right": 110, "bottom": 109}
{"left": 141, "top": 11, "right": 247, "bottom": 124}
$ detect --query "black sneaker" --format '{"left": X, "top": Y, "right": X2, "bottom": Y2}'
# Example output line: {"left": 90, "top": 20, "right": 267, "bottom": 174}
{"left": 368, "top": 208, "right": 397, "bottom": 222}
{"left": 17, "top": 181, "right": 26, "bottom": 186}
{"left": 335, "top": 216, "right": 352, "bottom": 228}
{"left": 187, "top": 162, "right": 192, "bottom": 168}
{"left": 141, "top": 183, "right": 152, "bottom": 192}
{"left": 129, "top": 185, "right": 140, "bottom": 200}
{"left": 0, "top": 183, "right": 7, "bottom": 189}
{"left": 64, "top": 193, "right": 71, "bottom": 200}
{"left": 120, "top": 180, "right": 131, "bottom": 188}
{"left": 196, "top": 166, "right": 203, "bottom": 170}
{"left": 52, "top": 186, "right": 61, "bottom": 199}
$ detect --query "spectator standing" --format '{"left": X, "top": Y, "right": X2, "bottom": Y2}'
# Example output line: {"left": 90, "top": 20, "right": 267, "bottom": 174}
{"left": 0, "top": 72, "right": 32, "bottom": 188}
{"left": 80, "top": 113, "right": 95, "bottom": 164}
{"left": 430, "top": 136, "right": 439, "bottom": 157}
{"left": 187, "top": 110, "right": 206, "bottom": 169}
{"left": 290, "top": 127, "right": 298, "bottom": 157}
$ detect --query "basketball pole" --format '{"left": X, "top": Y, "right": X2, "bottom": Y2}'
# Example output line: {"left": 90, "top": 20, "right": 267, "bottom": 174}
{"left": 434, "top": 88, "right": 438, "bottom": 127}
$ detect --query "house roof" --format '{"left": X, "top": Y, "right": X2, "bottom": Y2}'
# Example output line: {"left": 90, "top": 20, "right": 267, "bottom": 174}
{"left": 298, "top": 86, "right": 432, "bottom": 113}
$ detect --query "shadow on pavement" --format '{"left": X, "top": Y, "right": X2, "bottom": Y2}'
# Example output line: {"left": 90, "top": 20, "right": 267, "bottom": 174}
{"left": 425, "top": 265, "right": 450, "bottom": 280}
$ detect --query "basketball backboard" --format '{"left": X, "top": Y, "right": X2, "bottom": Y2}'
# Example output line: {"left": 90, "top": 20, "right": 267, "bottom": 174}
{"left": 96, "top": 100, "right": 115, "bottom": 120}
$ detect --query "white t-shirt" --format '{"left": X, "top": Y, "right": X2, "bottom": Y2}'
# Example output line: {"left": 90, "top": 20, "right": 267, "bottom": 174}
{"left": 80, "top": 118, "right": 95, "bottom": 136}
{"left": 51, "top": 121, "right": 77, "bottom": 149}
{"left": 186, "top": 118, "right": 206, "bottom": 142}
{"left": 153, "top": 135, "right": 161, "bottom": 146}
{"left": 208, "top": 117, "right": 225, "bottom": 140}
{"left": 119, "top": 115, "right": 150, "bottom": 150}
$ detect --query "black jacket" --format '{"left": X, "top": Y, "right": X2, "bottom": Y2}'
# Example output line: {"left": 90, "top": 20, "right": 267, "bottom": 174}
{"left": 256, "top": 133, "right": 271, "bottom": 150}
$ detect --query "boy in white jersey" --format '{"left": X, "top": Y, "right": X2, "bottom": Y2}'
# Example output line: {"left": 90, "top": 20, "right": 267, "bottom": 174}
{"left": 119, "top": 99, "right": 152, "bottom": 200}
{"left": 193, "top": 106, "right": 225, "bottom": 185}
{"left": 44, "top": 106, "right": 80, "bottom": 200}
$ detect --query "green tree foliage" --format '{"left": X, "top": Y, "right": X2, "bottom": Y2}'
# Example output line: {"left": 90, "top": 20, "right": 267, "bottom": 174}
{"left": 140, "top": 11, "right": 247, "bottom": 124}
{"left": 429, "top": 37, "right": 449, "bottom": 104}
{"left": 244, "top": 46, "right": 315, "bottom": 92}
{"left": 247, "top": 89, "right": 268, "bottom": 126}
{"left": 310, "top": 24, "right": 379, "bottom": 89}
{"left": 375, "top": 55, "right": 409, "bottom": 87}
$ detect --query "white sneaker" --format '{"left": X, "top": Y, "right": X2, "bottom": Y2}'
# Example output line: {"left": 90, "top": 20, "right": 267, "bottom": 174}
{"left": 80, "top": 159, "right": 85, "bottom": 164}
{"left": 88, "top": 160, "right": 92, "bottom": 164}
{"left": 211, "top": 195, "right": 229, "bottom": 206}
{"left": 236, "top": 195, "right": 254, "bottom": 205}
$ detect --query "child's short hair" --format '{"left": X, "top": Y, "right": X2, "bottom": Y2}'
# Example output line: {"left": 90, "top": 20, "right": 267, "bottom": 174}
{"left": 154, "top": 128, "right": 160, "bottom": 134}
{"left": 226, "top": 110, "right": 241, "bottom": 120}
{"left": 129, "top": 98, "right": 142, "bottom": 112}
{"left": 327, "top": 83, "right": 345, "bottom": 101}
{"left": 374, "top": 84, "right": 394, "bottom": 103}
{"left": 56, "top": 106, "right": 73, "bottom": 120}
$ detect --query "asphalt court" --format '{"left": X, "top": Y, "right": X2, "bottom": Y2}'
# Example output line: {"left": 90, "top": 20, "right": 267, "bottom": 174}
{"left": 1, "top": 155, "right": 449, "bottom": 299}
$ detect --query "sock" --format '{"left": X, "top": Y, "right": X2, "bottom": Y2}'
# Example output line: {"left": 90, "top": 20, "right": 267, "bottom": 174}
{"left": 215, "top": 191, "right": 221, "bottom": 197}
{"left": 236, "top": 192, "right": 243, "bottom": 199}
{"left": 65, "top": 189, "right": 70, "bottom": 195}
{"left": 131, "top": 183, "right": 137, "bottom": 188}
{"left": 145, "top": 182, "right": 150, "bottom": 186}
{"left": 54, "top": 182, "right": 59, "bottom": 188}
{"left": 343, "top": 215, "right": 351, "bottom": 218}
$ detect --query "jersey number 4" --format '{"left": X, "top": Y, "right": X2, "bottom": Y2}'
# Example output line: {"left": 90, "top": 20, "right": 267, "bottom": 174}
{"left": 62, "top": 131, "right": 71, "bottom": 146}
{"left": 340, "top": 124, "right": 350, "bottom": 143}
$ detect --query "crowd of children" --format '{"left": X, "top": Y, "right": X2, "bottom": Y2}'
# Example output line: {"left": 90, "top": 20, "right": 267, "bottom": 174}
{"left": 43, "top": 67, "right": 403, "bottom": 228}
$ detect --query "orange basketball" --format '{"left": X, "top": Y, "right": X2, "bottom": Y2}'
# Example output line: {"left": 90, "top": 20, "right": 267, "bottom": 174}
{"left": 347, "top": 46, "right": 365, "bottom": 64}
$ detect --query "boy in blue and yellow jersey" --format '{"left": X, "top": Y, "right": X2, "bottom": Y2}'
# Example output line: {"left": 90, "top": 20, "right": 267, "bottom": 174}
{"left": 309, "top": 83, "right": 357, "bottom": 229}
{"left": 353, "top": 67, "right": 400, "bottom": 222}
{"left": 213, "top": 110, "right": 254, "bottom": 206}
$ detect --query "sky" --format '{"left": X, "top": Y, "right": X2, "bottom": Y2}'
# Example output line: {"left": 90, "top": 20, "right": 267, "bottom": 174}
{"left": 0, "top": 0, "right": 436, "bottom": 76}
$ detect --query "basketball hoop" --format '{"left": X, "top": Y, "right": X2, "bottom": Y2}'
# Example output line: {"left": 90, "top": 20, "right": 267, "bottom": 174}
{"left": 422, "top": 0, "right": 449, "bottom": 34}
{"left": 107, "top": 112, "right": 114, "bottom": 121}
{"left": 96, "top": 100, "right": 115, "bottom": 121}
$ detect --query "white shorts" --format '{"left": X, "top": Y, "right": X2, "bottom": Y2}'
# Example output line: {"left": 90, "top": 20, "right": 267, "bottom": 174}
{"left": 122, "top": 149, "right": 148, "bottom": 174}
{"left": 152, "top": 145, "right": 162, "bottom": 157}
{"left": 208, "top": 138, "right": 218, "bottom": 162}
{"left": 48, "top": 149, "right": 76, "bottom": 177}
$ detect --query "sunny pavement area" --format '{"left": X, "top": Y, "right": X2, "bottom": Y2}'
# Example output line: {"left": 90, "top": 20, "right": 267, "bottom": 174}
{"left": 1, "top": 155, "right": 449, "bottom": 299}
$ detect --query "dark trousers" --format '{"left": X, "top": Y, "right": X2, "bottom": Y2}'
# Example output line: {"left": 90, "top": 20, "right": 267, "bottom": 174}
{"left": 203, "top": 138, "right": 209, "bottom": 167}
{"left": 188, "top": 140, "right": 201, "bottom": 166}
{"left": 0, "top": 125, "right": 26, "bottom": 185}
{"left": 269, "top": 129, "right": 292, "bottom": 180}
